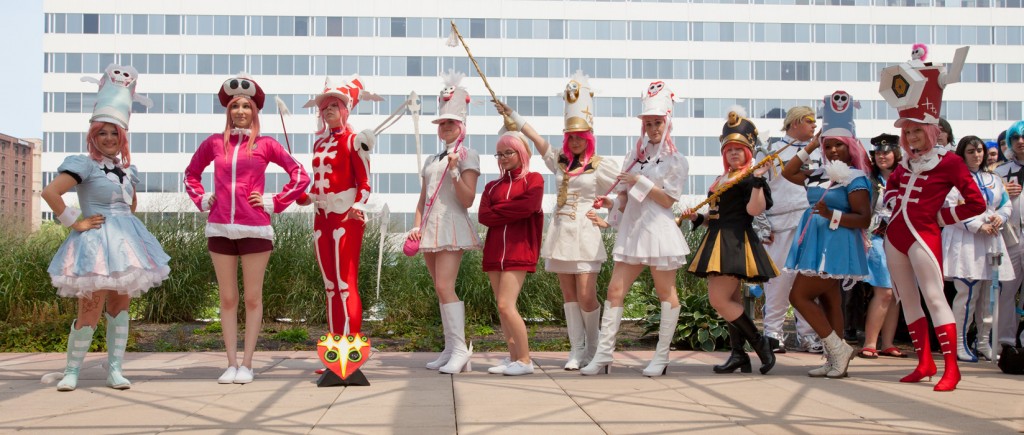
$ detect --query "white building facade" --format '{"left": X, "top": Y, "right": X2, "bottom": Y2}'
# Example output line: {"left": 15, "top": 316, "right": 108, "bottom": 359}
{"left": 41, "top": 0, "right": 1024, "bottom": 230}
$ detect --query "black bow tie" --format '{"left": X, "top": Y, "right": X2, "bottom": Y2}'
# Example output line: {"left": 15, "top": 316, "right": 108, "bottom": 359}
{"left": 102, "top": 165, "right": 127, "bottom": 184}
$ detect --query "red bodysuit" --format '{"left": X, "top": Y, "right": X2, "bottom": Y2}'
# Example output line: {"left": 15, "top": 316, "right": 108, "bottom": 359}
{"left": 310, "top": 127, "right": 371, "bottom": 335}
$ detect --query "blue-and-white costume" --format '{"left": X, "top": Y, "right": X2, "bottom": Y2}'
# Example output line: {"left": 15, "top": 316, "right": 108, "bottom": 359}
{"left": 941, "top": 170, "right": 1015, "bottom": 281}
{"left": 865, "top": 173, "right": 892, "bottom": 288}
{"left": 47, "top": 155, "right": 170, "bottom": 298}
{"left": 785, "top": 167, "right": 870, "bottom": 281}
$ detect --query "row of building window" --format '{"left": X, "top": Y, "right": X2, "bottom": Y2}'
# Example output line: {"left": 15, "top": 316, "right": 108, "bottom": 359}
{"left": 42, "top": 14, "right": 1024, "bottom": 45}
{"left": 560, "top": 0, "right": 1021, "bottom": 5}
{"left": 43, "top": 91, "right": 1024, "bottom": 128}
{"left": 45, "top": 52, "right": 1024, "bottom": 85}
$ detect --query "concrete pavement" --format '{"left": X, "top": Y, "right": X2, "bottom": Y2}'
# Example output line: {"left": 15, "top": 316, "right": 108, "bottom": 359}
{"left": 0, "top": 350, "right": 1021, "bottom": 434}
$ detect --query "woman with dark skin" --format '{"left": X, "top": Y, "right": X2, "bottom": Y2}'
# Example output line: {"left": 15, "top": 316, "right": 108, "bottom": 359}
{"left": 782, "top": 132, "right": 872, "bottom": 378}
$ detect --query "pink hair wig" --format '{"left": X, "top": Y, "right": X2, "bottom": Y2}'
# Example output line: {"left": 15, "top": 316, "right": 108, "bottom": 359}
{"left": 898, "top": 122, "right": 941, "bottom": 161}
{"left": 635, "top": 115, "right": 677, "bottom": 159}
{"left": 496, "top": 133, "right": 531, "bottom": 180}
{"left": 315, "top": 96, "right": 352, "bottom": 137}
{"left": 437, "top": 119, "right": 466, "bottom": 151}
{"left": 562, "top": 130, "right": 596, "bottom": 172}
{"left": 87, "top": 121, "right": 130, "bottom": 167}
{"left": 824, "top": 136, "right": 872, "bottom": 174}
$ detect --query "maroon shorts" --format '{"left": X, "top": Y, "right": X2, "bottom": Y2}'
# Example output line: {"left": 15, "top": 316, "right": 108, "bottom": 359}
{"left": 207, "top": 237, "right": 273, "bottom": 256}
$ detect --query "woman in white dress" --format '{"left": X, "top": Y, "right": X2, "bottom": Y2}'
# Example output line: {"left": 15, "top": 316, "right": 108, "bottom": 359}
{"left": 407, "top": 71, "right": 482, "bottom": 374}
{"left": 494, "top": 71, "right": 618, "bottom": 370}
{"left": 581, "top": 80, "right": 690, "bottom": 377}
{"left": 942, "top": 135, "right": 1014, "bottom": 362}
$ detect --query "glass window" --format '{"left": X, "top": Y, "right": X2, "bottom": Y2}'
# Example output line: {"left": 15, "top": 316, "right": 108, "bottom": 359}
{"left": 100, "top": 14, "right": 115, "bottom": 34}
{"left": 197, "top": 15, "right": 213, "bottom": 35}
{"left": 262, "top": 16, "right": 278, "bottom": 36}
{"left": 197, "top": 54, "right": 213, "bottom": 75}
{"left": 147, "top": 14, "right": 164, "bottom": 35}
{"left": 67, "top": 14, "right": 83, "bottom": 34}
{"left": 149, "top": 53, "right": 164, "bottom": 74}
{"left": 131, "top": 14, "right": 147, "bottom": 34}
{"left": 469, "top": 18, "right": 483, "bottom": 38}
{"left": 82, "top": 53, "right": 99, "bottom": 74}
{"left": 66, "top": 53, "right": 82, "bottom": 73}
{"left": 358, "top": 18, "right": 374, "bottom": 37}
{"left": 213, "top": 54, "right": 228, "bottom": 75}
{"left": 326, "top": 17, "right": 342, "bottom": 36}
{"left": 550, "top": 19, "right": 564, "bottom": 39}
{"left": 55, "top": 13, "right": 66, "bottom": 34}
{"left": 84, "top": 14, "right": 98, "bottom": 34}
{"left": 279, "top": 16, "right": 294, "bottom": 36}
{"left": 295, "top": 16, "right": 308, "bottom": 36}
{"left": 279, "top": 55, "right": 294, "bottom": 75}
{"left": 66, "top": 92, "right": 82, "bottom": 113}
{"left": 407, "top": 17, "right": 422, "bottom": 37}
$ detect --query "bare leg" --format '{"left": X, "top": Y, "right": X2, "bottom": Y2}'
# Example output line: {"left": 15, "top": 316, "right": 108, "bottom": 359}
{"left": 210, "top": 252, "right": 240, "bottom": 368}
{"left": 863, "top": 286, "right": 895, "bottom": 350}
{"left": 492, "top": 271, "right": 530, "bottom": 363}
{"left": 239, "top": 251, "right": 270, "bottom": 368}
{"left": 606, "top": 262, "right": 646, "bottom": 307}
{"left": 76, "top": 291, "right": 108, "bottom": 328}
{"left": 425, "top": 250, "right": 464, "bottom": 304}
{"left": 487, "top": 272, "right": 515, "bottom": 361}
{"left": 708, "top": 275, "right": 743, "bottom": 321}
{"left": 650, "top": 268, "right": 680, "bottom": 308}
{"left": 819, "top": 280, "right": 845, "bottom": 337}
{"left": 789, "top": 275, "right": 839, "bottom": 339}
{"left": 574, "top": 272, "right": 600, "bottom": 312}
{"left": 879, "top": 299, "right": 901, "bottom": 350}
{"left": 559, "top": 274, "right": 579, "bottom": 303}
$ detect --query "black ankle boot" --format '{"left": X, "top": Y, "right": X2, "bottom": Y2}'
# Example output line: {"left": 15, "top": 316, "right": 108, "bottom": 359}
{"left": 713, "top": 324, "right": 751, "bottom": 374}
{"left": 731, "top": 314, "right": 776, "bottom": 375}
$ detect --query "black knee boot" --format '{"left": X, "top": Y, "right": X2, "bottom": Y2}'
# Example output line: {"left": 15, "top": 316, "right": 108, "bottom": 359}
{"left": 731, "top": 314, "right": 776, "bottom": 375}
{"left": 713, "top": 323, "right": 751, "bottom": 373}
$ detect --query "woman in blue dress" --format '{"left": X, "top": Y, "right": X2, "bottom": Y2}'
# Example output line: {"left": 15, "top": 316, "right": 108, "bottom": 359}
{"left": 40, "top": 65, "right": 170, "bottom": 391}
{"left": 781, "top": 91, "right": 872, "bottom": 379}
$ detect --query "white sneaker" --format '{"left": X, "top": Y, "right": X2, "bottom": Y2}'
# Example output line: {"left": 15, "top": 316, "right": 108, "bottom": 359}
{"left": 233, "top": 366, "right": 254, "bottom": 384}
{"left": 502, "top": 361, "right": 535, "bottom": 376}
{"left": 488, "top": 357, "right": 512, "bottom": 374}
{"left": 217, "top": 366, "right": 238, "bottom": 384}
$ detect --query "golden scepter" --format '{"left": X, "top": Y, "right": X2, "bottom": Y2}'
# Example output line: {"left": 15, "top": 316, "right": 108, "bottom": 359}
{"left": 446, "top": 21, "right": 518, "bottom": 131}
{"left": 675, "top": 143, "right": 793, "bottom": 226}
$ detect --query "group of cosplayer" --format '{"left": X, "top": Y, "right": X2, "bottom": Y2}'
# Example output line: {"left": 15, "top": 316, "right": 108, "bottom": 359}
{"left": 40, "top": 44, "right": 1019, "bottom": 394}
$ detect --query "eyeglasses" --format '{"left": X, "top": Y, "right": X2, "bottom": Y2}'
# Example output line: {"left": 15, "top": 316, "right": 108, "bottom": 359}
{"left": 494, "top": 150, "right": 518, "bottom": 159}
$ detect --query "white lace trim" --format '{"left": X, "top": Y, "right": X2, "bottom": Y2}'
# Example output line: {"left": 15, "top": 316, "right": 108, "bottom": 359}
{"left": 613, "top": 254, "right": 688, "bottom": 271}
{"left": 52, "top": 266, "right": 170, "bottom": 298}
{"left": 786, "top": 268, "right": 867, "bottom": 283}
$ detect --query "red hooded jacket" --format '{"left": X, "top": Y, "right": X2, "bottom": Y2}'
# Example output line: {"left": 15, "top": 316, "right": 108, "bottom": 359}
{"left": 479, "top": 168, "right": 544, "bottom": 272}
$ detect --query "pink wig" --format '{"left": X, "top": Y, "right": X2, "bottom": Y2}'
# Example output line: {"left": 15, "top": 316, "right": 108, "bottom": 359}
{"left": 898, "top": 122, "right": 941, "bottom": 161}
{"left": 496, "top": 132, "right": 531, "bottom": 180}
{"left": 719, "top": 141, "right": 753, "bottom": 172}
{"left": 315, "top": 96, "right": 352, "bottom": 137}
{"left": 223, "top": 95, "right": 261, "bottom": 154}
{"left": 437, "top": 119, "right": 466, "bottom": 151}
{"left": 823, "top": 136, "right": 872, "bottom": 174}
{"left": 86, "top": 121, "right": 130, "bottom": 168}
{"left": 562, "top": 130, "right": 596, "bottom": 173}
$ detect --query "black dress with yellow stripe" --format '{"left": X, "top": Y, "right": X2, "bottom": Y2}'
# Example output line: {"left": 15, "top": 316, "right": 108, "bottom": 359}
{"left": 687, "top": 175, "right": 779, "bottom": 283}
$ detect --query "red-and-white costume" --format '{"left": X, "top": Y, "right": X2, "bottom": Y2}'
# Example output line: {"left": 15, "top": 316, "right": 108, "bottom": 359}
{"left": 879, "top": 44, "right": 982, "bottom": 391}
{"left": 303, "top": 76, "right": 379, "bottom": 335}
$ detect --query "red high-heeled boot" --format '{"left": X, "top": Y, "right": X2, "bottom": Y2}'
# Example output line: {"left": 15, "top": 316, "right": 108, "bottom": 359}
{"left": 900, "top": 318, "right": 937, "bottom": 383}
{"left": 933, "top": 323, "right": 961, "bottom": 392}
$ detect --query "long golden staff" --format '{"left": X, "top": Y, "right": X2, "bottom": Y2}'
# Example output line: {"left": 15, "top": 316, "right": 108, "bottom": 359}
{"left": 446, "top": 20, "right": 517, "bottom": 131}
{"left": 676, "top": 143, "right": 793, "bottom": 226}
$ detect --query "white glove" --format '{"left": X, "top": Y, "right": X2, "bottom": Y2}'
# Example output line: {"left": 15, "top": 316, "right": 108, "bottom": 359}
{"left": 355, "top": 129, "right": 376, "bottom": 153}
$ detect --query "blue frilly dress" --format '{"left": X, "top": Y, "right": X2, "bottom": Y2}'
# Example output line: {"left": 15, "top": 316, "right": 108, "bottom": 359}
{"left": 47, "top": 155, "right": 170, "bottom": 298}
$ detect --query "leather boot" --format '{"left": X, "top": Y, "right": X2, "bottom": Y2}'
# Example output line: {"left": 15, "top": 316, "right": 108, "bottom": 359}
{"left": 438, "top": 302, "right": 473, "bottom": 374}
{"left": 105, "top": 311, "right": 131, "bottom": 389}
{"left": 580, "top": 301, "right": 623, "bottom": 376}
{"left": 57, "top": 321, "right": 95, "bottom": 392}
{"left": 731, "top": 314, "right": 776, "bottom": 374}
{"left": 934, "top": 323, "right": 961, "bottom": 391}
{"left": 580, "top": 306, "right": 601, "bottom": 367}
{"left": 713, "top": 323, "right": 752, "bottom": 374}
{"left": 425, "top": 304, "right": 452, "bottom": 370}
{"left": 642, "top": 302, "right": 680, "bottom": 377}
{"left": 563, "top": 302, "right": 585, "bottom": 370}
{"left": 901, "top": 317, "right": 937, "bottom": 383}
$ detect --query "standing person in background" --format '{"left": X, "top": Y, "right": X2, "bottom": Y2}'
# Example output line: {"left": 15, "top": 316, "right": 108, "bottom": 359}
{"left": 686, "top": 108, "right": 779, "bottom": 375}
{"left": 407, "top": 71, "right": 481, "bottom": 375}
{"left": 42, "top": 64, "right": 170, "bottom": 391}
{"left": 581, "top": 81, "right": 690, "bottom": 377}
{"left": 494, "top": 72, "right": 618, "bottom": 371}
{"left": 986, "top": 140, "right": 1005, "bottom": 172}
{"left": 859, "top": 134, "right": 905, "bottom": 360}
{"left": 781, "top": 91, "right": 873, "bottom": 379}
{"left": 943, "top": 136, "right": 1013, "bottom": 362}
{"left": 995, "top": 121, "right": 1024, "bottom": 358}
{"left": 938, "top": 117, "right": 956, "bottom": 151}
{"left": 477, "top": 127, "right": 545, "bottom": 377}
{"left": 184, "top": 74, "right": 310, "bottom": 384}
{"left": 757, "top": 106, "right": 823, "bottom": 354}
{"left": 297, "top": 75, "right": 381, "bottom": 374}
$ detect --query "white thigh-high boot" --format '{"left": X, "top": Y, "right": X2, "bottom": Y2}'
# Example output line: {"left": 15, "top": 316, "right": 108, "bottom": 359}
{"left": 438, "top": 302, "right": 473, "bottom": 374}
{"left": 425, "top": 304, "right": 452, "bottom": 370}
{"left": 642, "top": 301, "right": 680, "bottom": 377}
{"left": 951, "top": 279, "right": 981, "bottom": 362}
{"left": 975, "top": 281, "right": 995, "bottom": 361}
{"left": 563, "top": 302, "right": 586, "bottom": 370}
{"left": 105, "top": 311, "right": 132, "bottom": 389}
{"left": 580, "top": 306, "right": 601, "bottom": 367}
{"left": 56, "top": 321, "right": 96, "bottom": 392}
{"left": 580, "top": 301, "right": 623, "bottom": 376}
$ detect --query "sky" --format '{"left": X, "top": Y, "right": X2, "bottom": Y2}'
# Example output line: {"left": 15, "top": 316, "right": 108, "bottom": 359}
{"left": 0, "top": 1, "right": 43, "bottom": 139}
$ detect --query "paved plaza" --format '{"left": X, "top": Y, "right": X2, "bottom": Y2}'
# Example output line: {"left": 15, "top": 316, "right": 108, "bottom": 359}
{"left": 0, "top": 350, "right": 1021, "bottom": 434}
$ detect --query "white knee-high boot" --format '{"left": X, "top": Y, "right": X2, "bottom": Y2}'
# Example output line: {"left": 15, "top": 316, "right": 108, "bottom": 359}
{"left": 580, "top": 301, "right": 623, "bottom": 376}
{"left": 563, "top": 302, "right": 586, "bottom": 370}
{"left": 642, "top": 302, "right": 680, "bottom": 377}
{"left": 580, "top": 306, "right": 601, "bottom": 367}
{"left": 105, "top": 311, "right": 132, "bottom": 389}
{"left": 57, "top": 321, "right": 95, "bottom": 392}
{"left": 425, "top": 304, "right": 452, "bottom": 370}
{"left": 438, "top": 302, "right": 473, "bottom": 374}
{"left": 951, "top": 279, "right": 979, "bottom": 362}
